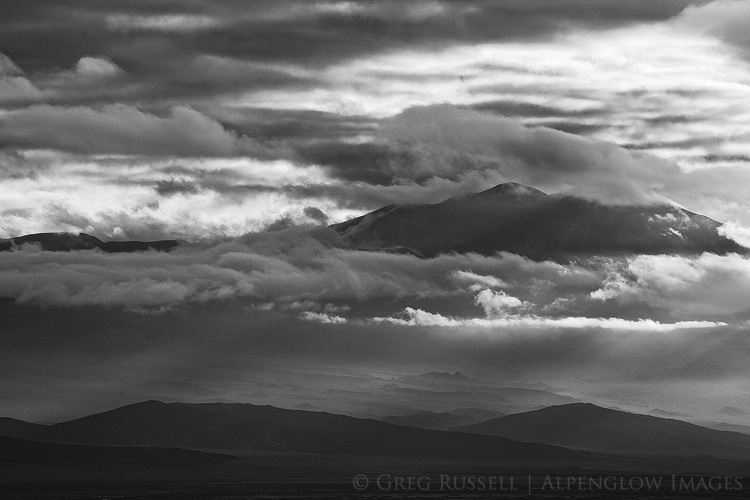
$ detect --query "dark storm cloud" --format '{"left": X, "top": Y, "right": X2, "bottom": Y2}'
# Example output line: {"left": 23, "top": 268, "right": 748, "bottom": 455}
{"left": 468, "top": 101, "right": 615, "bottom": 136}
{"left": 4, "top": 56, "right": 320, "bottom": 110}
{"left": 154, "top": 178, "right": 199, "bottom": 196}
{"left": 155, "top": 179, "right": 280, "bottom": 199}
{"left": 0, "top": 104, "right": 290, "bottom": 158}
{"left": 211, "top": 107, "right": 377, "bottom": 143}
{"left": 287, "top": 103, "right": 750, "bottom": 220}
{"left": 471, "top": 100, "right": 611, "bottom": 119}
{"left": 621, "top": 136, "right": 729, "bottom": 152}
{"left": 296, "top": 141, "right": 395, "bottom": 185}
{"left": 303, "top": 206, "right": 329, "bottom": 224}
{"left": 532, "top": 121, "right": 611, "bottom": 136}
{"left": 300, "top": 104, "right": 682, "bottom": 205}
{"left": 703, "top": 154, "right": 750, "bottom": 164}
{"left": 0, "top": 1, "right": 703, "bottom": 79}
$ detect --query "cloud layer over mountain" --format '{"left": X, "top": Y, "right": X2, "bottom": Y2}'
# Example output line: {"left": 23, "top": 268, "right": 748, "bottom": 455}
{"left": 3, "top": 1, "right": 750, "bottom": 238}
{"left": 3, "top": 1, "right": 750, "bottom": 424}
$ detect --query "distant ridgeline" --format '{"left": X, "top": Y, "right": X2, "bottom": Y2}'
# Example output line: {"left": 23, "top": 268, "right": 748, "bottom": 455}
{"left": 0, "top": 232, "right": 182, "bottom": 253}
{"left": 331, "top": 182, "right": 747, "bottom": 260}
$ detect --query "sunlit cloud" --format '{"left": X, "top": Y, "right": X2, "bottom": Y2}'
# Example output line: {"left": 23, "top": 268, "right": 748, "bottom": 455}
{"left": 591, "top": 252, "right": 750, "bottom": 317}
{"left": 372, "top": 306, "right": 724, "bottom": 331}
{"left": 234, "top": 22, "right": 750, "bottom": 174}
{"left": 105, "top": 14, "right": 221, "bottom": 33}
{"left": 0, "top": 154, "right": 339, "bottom": 239}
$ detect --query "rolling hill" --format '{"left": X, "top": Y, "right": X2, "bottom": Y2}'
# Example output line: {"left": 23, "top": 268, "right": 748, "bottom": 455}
{"left": 0, "top": 416, "right": 47, "bottom": 436}
{"left": 0, "top": 232, "right": 182, "bottom": 253}
{"left": 381, "top": 408, "right": 506, "bottom": 431}
{"left": 460, "top": 403, "right": 750, "bottom": 458}
{"left": 4, "top": 400, "right": 585, "bottom": 463}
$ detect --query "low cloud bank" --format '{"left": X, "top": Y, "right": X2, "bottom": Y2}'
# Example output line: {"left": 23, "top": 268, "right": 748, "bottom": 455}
{"left": 0, "top": 226, "right": 747, "bottom": 331}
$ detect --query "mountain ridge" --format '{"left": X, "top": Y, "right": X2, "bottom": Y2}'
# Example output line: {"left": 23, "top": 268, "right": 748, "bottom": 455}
{"left": 459, "top": 402, "right": 750, "bottom": 458}
{"left": 0, "top": 232, "right": 183, "bottom": 253}
{"left": 331, "top": 182, "right": 746, "bottom": 259}
{"left": 0, "top": 400, "right": 591, "bottom": 463}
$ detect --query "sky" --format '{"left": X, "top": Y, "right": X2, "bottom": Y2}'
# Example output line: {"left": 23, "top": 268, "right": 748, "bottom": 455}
{"left": 3, "top": 0, "right": 750, "bottom": 423}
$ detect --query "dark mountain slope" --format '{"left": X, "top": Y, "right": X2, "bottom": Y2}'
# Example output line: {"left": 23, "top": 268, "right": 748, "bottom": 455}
{"left": 0, "top": 232, "right": 182, "bottom": 253}
{"left": 0, "top": 416, "right": 47, "bottom": 436}
{"left": 382, "top": 408, "right": 506, "bottom": 431}
{"left": 332, "top": 182, "right": 745, "bottom": 259}
{"left": 9, "top": 400, "right": 585, "bottom": 462}
{"left": 460, "top": 403, "right": 750, "bottom": 458}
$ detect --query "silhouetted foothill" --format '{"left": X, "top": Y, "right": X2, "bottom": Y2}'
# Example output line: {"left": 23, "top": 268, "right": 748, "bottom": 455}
{"left": 0, "top": 232, "right": 183, "bottom": 253}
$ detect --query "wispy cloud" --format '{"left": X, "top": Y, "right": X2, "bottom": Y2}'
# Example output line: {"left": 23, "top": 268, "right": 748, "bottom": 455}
{"left": 372, "top": 306, "right": 724, "bottom": 331}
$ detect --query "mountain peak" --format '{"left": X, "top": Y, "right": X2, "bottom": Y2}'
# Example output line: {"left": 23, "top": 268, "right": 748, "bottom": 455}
{"left": 331, "top": 183, "right": 746, "bottom": 259}
{"left": 476, "top": 182, "right": 548, "bottom": 199}
{"left": 419, "top": 371, "right": 469, "bottom": 380}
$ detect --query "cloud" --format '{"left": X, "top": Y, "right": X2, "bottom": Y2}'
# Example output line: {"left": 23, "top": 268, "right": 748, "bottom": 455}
{"left": 303, "top": 206, "right": 329, "bottom": 224}
{"left": 0, "top": 228, "right": 591, "bottom": 314}
{"left": 590, "top": 252, "right": 750, "bottom": 317}
{"left": 474, "top": 289, "right": 529, "bottom": 316}
{"left": 373, "top": 282, "right": 726, "bottom": 331}
{"left": 5, "top": 100, "right": 750, "bottom": 245}
{"left": 0, "top": 53, "right": 43, "bottom": 105}
{"left": 74, "top": 56, "right": 123, "bottom": 77}
{"left": 105, "top": 14, "right": 220, "bottom": 33}
{"left": 155, "top": 178, "right": 200, "bottom": 197}
{"left": 452, "top": 270, "right": 507, "bottom": 290}
{"left": 719, "top": 221, "right": 750, "bottom": 247}
{"left": 0, "top": 53, "right": 22, "bottom": 76}
{"left": 305, "top": 103, "right": 750, "bottom": 226}
{"left": 0, "top": 104, "right": 284, "bottom": 158}
{"left": 372, "top": 306, "right": 724, "bottom": 331}
{"left": 0, "top": 2, "right": 703, "bottom": 113}
{"left": 676, "top": 0, "right": 750, "bottom": 59}
{"left": 301, "top": 311, "right": 347, "bottom": 324}
{"left": 1, "top": 225, "right": 747, "bottom": 334}
{"left": 314, "top": 104, "right": 680, "bottom": 205}
{"left": 1, "top": 1, "right": 699, "bottom": 70}
{"left": 3, "top": 296, "right": 746, "bottom": 424}
{"left": 5, "top": 7, "right": 750, "bottom": 236}
{"left": 0, "top": 246, "right": 255, "bottom": 312}
{"left": 0, "top": 153, "right": 345, "bottom": 240}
